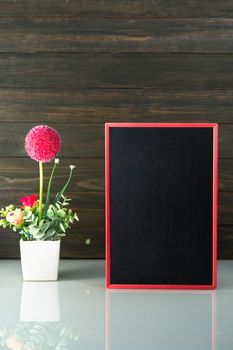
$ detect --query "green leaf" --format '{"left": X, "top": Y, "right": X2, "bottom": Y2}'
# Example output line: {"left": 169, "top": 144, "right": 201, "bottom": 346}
{"left": 52, "top": 206, "right": 57, "bottom": 215}
{"left": 74, "top": 213, "right": 79, "bottom": 221}
{"left": 57, "top": 233, "right": 66, "bottom": 238}
{"left": 57, "top": 209, "right": 66, "bottom": 218}
{"left": 28, "top": 226, "right": 40, "bottom": 236}
{"left": 54, "top": 167, "right": 75, "bottom": 205}
{"left": 33, "top": 231, "right": 46, "bottom": 240}
{"left": 40, "top": 222, "right": 50, "bottom": 233}
{"left": 47, "top": 207, "right": 54, "bottom": 219}
{"left": 46, "top": 228, "right": 56, "bottom": 238}
{"left": 59, "top": 223, "right": 66, "bottom": 233}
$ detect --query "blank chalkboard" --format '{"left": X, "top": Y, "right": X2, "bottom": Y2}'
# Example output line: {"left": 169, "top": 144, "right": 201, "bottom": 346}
{"left": 105, "top": 123, "right": 218, "bottom": 289}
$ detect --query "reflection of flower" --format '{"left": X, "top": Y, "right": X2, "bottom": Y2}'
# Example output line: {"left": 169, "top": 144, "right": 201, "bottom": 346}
{"left": 0, "top": 322, "right": 79, "bottom": 350}
{"left": 6, "top": 335, "right": 25, "bottom": 350}
{"left": 21, "top": 194, "right": 38, "bottom": 209}
{"left": 6, "top": 209, "right": 24, "bottom": 226}
{"left": 25, "top": 125, "right": 61, "bottom": 163}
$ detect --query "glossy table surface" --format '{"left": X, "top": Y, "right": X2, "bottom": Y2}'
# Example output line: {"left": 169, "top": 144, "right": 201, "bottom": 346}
{"left": 0, "top": 260, "right": 232, "bottom": 350}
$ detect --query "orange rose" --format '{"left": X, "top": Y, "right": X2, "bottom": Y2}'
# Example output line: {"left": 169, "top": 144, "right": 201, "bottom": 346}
{"left": 6, "top": 209, "right": 24, "bottom": 226}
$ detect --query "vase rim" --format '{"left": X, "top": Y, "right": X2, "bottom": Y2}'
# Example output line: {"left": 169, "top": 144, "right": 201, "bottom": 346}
{"left": 20, "top": 239, "right": 61, "bottom": 243}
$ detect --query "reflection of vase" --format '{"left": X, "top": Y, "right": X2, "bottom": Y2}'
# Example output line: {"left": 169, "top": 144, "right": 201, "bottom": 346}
{"left": 20, "top": 282, "right": 60, "bottom": 322}
{"left": 20, "top": 240, "right": 60, "bottom": 281}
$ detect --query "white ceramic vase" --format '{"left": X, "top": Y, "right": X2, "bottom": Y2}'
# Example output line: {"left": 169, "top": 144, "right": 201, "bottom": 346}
{"left": 20, "top": 239, "right": 61, "bottom": 281}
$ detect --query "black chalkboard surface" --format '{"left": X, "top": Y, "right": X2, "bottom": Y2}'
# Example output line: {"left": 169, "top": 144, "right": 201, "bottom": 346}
{"left": 105, "top": 123, "right": 218, "bottom": 289}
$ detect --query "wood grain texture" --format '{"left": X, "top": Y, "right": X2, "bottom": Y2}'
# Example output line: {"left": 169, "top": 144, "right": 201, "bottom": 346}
{"left": 0, "top": 190, "right": 105, "bottom": 228}
{"left": 1, "top": 18, "right": 233, "bottom": 53}
{"left": 0, "top": 158, "right": 104, "bottom": 192}
{"left": 0, "top": 227, "right": 105, "bottom": 258}
{"left": 219, "top": 159, "right": 233, "bottom": 191}
{"left": 219, "top": 125, "right": 233, "bottom": 158}
{"left": 219, "top": 193, "right": 233, "bottom": 225}
{"left": 0, "top": 89, "right": 233, "bottom": 123}
{"left": 0, "top": 190, "right": 232, "bottom": 225}
{"left": 0, "top": 189, "right": 105, "bottom": 258}
{"left": 0, "top": 54, "right": 232, "bottom": 89}
{"left": 0, "top": 123, "right": 104, "bottom": 158}
{"left": 218, "top": 226, "right": 233, "bottom": 259}
{"left": 0, "top": 122, "right": 232, "bottom": 158}
{"left": 3, "top": 188, "right": 233, "bottom": 236}
{"left": 0, "top": 187, "right": 232, "bottom": 258}
{"left": 0, "top": 0, "right": 232, "bottom": 17}
{"left": 0, "top": 0, "right": 232, "bottom": 258}
{"left": 0, "top": 186, "right": 231, "bottom": 258}
{"left": 3, "top": 223, "right": 233, "bottom": 259}
{"left": 0, "top": 157, "right": 233, "bottom": 193}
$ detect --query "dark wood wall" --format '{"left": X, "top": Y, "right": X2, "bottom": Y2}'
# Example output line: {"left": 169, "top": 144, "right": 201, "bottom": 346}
{"left": 0, "top": 1, "right": 232, "bottom": 258}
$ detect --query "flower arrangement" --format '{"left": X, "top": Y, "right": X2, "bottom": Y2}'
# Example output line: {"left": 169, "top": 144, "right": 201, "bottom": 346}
{"left": 0, "top": 125, "right": 79, "bottom": 241}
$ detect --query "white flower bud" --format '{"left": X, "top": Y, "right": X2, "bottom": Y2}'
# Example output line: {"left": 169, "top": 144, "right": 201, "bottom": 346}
{"left": 55, "top": 158, "right": 60, "bottom": 164}
{"left": 85, "top": 238, "right": 91, "bottom": 245}
{"left": 69, "top": 165, "right": 76, "bottom": 170}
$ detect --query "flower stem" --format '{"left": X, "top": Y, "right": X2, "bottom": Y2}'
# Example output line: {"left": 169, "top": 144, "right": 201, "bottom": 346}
{"left": 39, "top": 161, "right": 43, "bottom": 222}
{"left": 44, "top": 161, "right": 57, "bottom": 216}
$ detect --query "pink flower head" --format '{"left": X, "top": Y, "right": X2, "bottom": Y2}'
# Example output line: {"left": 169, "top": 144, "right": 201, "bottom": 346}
{"left": 25, "top": 125, "right": 61, "bottom": 162}
{"left": 6, "top": 209, "right": 24, "bottom": 226}
{"left": 21, "top": 194, "right": 38, "bottom": 209}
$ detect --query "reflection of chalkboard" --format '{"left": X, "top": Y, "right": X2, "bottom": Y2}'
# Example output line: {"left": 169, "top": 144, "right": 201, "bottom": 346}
{"left": 107, "top": 291, "right": 216, "bottom": 350}
{"left": 105, "top": 123, "right": 218, "bottom": 289}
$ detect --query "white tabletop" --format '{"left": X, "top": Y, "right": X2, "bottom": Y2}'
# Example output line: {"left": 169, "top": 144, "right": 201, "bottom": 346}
{"left": 0, "top": 259, "right": 232, "bottom": 349}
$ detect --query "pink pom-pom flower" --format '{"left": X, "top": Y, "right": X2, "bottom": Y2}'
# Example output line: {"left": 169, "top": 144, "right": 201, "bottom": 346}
{"left": 25, "top": 125, "right": 61, "bottom": 162}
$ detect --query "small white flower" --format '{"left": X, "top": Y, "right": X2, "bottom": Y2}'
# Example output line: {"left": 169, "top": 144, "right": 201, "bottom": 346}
{"left": 55, "top": 158, "right": 60, "bottom": 164}
{"left": 69, "top": 165, "right": 76, "bottom": 170}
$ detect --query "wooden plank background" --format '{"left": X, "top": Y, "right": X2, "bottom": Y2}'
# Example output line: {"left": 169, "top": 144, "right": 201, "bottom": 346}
{"left": 0, "top": 1, "right": 232, "bottom": 258}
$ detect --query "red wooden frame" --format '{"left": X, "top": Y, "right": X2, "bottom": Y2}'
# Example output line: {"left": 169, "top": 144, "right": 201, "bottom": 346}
{"left": 105, "top": 123, "right": 218, "bottom": 290}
